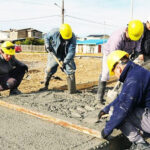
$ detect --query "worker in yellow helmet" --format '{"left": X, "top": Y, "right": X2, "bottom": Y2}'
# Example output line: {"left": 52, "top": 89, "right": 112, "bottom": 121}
{"left": 97, "top": 20, "right": 144, "bottom": 104}
{"left": 98, "top": 50, "right": 150, "bottom": 150}
{"left": 141, "top": 17, "right": 150, "bottom": 63}
{"left": 39, "top": 24, "right": 76, "bottom": 94}
{"left": 0, "top": 41, "right": 28, "bottom": 95}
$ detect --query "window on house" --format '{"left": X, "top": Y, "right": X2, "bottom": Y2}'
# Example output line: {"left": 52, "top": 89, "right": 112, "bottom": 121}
{"left": 33, "top": 32, "right": 35, "bottom": 36}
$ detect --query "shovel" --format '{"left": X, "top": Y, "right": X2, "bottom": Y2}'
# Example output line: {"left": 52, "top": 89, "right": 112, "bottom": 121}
{"left": 50, "top": 52, "right": 76, "bottom": 94}
{"left": 50, "top": 52, "right": 69, "bottom": 77}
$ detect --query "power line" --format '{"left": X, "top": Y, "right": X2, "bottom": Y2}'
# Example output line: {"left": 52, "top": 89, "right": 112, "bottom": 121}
{"left": 66, "top": 15, "right": 118, "bottom": 28}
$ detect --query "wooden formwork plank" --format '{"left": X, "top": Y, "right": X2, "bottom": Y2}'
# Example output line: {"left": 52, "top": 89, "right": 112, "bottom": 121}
{"left": 57, "top": 81, "right": 98, "bottom": 90}
{"left": 55, "top": 77, "right": 117, "bottom": 90}
{"left": 0, "top": 100, "right": 101, "bottom": 139}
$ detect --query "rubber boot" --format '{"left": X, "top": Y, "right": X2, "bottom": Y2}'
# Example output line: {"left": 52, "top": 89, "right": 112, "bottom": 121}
{"left": 97, "top": 81, "right": 106, "bottom": 104}
{"left": 67, "top": 73, "right": 76, "bottom": 94}
{"left": 39, "top": 75, "right": 51, "bottom": 91}
{"left": 10, "top": 88, "right": 22, "bottom": 96}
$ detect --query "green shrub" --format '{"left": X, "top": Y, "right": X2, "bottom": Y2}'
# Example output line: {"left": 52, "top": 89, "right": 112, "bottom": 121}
{"left": 16, "top": 38, "right": 44, "bottom": 45}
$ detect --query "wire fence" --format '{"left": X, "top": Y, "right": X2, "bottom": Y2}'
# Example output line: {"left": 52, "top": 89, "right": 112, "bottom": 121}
{"left": 21, "top": 45, "right": 45, "bottom": 52}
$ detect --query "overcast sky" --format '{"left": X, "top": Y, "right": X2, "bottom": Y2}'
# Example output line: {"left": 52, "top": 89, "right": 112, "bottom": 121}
{"left": 0, "top": 0, "right": 149, "bottom": 37}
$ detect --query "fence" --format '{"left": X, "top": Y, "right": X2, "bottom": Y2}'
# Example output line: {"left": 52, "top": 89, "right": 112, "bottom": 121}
{"left": 21, "top": 45, "right": 45, "bottom": 52}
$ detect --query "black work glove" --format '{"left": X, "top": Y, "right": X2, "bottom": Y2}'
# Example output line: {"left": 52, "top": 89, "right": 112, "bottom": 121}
{"left": 47, "top": 47, "right": 52, "bottom": 52}
{"left": 98, "top": 110, "right": 107, "bottom": 120}
{"left": 101, "top": 129, "right": 114, "bottom": 141}
{"left": 45, "top": 46, "right": 53, "bottom": 52}
{"left": 62, "top": 63, "right": 66, "bottom": 70}
{"left": 24, "top": 65, "right": 28, "bottom": 73}
{"left": 95, "top": 110, "right": 107, "bottom": 123}
{"left": 101, "top": 129, "right": 108, "bottom": 139}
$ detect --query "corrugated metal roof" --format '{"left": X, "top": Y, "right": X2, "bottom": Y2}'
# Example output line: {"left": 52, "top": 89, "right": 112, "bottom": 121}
{"left": 77, "top": 39, "right": 107, "bottom": 45}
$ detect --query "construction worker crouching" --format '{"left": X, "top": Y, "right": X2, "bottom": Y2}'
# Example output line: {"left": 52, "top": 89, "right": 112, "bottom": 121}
{"left": 99, "top": 50, "right": 150, "bottom": 150}
{"left": 0, "top": 41, "right": 28, "bottom": 95}
{"left": 39, "top": 23, "right": 76, "bottom": 94}
{"left": 97, "top": 20, "right": 144, "bottom": 104}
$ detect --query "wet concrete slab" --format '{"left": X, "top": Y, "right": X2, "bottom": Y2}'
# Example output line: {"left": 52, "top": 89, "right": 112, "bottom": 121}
{"left": 0, "top": 86, "right": 149, "bottom": 150}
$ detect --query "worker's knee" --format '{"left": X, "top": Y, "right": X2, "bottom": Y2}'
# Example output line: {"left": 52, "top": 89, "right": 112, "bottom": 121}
{"left": 6, "top": 78, "right": 17, "bottom": 89}
{"left": 45, "top": 66, "right": 58, "bottom": 76}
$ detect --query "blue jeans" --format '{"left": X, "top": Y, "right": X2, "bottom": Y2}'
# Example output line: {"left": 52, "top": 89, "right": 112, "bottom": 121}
{"left": 45, "top": 53, "right": 76, "bottom": 78}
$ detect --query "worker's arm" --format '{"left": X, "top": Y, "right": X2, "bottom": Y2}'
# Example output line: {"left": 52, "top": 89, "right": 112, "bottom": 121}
{"left": 102, "top": 79, "right": 143, "bottom": 139}
{"left": 44, "top": 32, "right": 54, "bottom": 53}
{"left": 135, "top": 35, "right": 144, "bottom": 61}
{"left": 63, "top": 33, "right": 76, "bottom": 64}
{"left": 12, "top": 56, "right": 28, "bottom": 72}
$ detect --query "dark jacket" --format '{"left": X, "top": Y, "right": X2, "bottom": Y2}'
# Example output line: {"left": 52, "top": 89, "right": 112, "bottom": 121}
{"left": 102, "top": 61, "right": 150, "bottom": 136}
{"left": 0, "top": 54, "right": 26, "bottom": 76}
{"left": 141, "top": 23, "right": 150, "bottom": 56}
{"left": 44, "top": 28, "right": 76, "bottom": 64}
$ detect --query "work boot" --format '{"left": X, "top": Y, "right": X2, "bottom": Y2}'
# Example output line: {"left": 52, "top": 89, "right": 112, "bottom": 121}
{"left": 10, "top": 88, "right": 22, "bottom": 96}
{"left": 39, "top": 76, "right": 51, "bottom": 91}
{"left": 97, "top": 81, "right": 106, "bottom": 104}
{"left": 67, "top": 73, "right": 76, "bottom": 94}
{"left": 127, "top": 142, "right": 150, "bottom": 150}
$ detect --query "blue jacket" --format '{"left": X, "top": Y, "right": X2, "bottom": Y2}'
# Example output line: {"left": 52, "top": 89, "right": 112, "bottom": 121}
{"left": 103, "top": 61, "right": 150, "bottom": 136}
{"left": 44, "top": 28, "right": 76, "bottom": 64}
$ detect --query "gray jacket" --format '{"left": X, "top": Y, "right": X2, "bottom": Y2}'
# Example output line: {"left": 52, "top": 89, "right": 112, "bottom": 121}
{"left": 0, "top": 54, "right": 25, "bottom": 76}
{"left": 44, "top": 28, "right": 76, "bottom": 64}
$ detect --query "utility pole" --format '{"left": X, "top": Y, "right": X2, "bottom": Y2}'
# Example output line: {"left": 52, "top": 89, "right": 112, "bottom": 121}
{"left": 62, "top": 0, "right": 64, "bottom": 24}
{"left": 131, "top": 0, "right": 133, "bottom": 20}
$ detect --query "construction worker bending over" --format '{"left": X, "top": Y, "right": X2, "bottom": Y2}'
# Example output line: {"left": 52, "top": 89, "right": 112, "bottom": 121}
{"left": 0, "top": 41, "right": 28, "bottom": 95}
{"left": 141, "top": 17, "right": 150, "bottom": 62}
{"left": 99, "top": 50, "right": 150, "bottom": 150}
{"left": 97, "top": 20, "right": 144, "bottom": 104}
{"left": 39, "top": 24, "right": 76, "bottom": 94}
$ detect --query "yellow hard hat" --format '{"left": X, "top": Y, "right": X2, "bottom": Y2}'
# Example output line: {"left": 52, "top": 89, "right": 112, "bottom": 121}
{"left": 107, "top": 50, "right": 129, "bottom": 76}
{"left": 60, "top": 23, "right": 72, "bottom": 40}
{"left": 1, "top": 41, "right": 15, "bottom": 55}
{"left": 128, "top": 20, "right": 144, "bottom": 41}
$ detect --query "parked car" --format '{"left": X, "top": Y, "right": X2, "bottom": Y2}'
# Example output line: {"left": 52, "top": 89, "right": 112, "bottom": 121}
{"left": 15, "top": 45, "right": 22, "bottom": 53}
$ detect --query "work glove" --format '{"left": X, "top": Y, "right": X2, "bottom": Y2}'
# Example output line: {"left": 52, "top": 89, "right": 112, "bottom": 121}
{"left": 95, "top": 110, "right": 108, "bottom": 123}
{"left": 45, "top": 45, "right": 52, "bottom": 52}
{"left": 101, "top": 129, "right": 108, "bottom": 139}
{"left": 101, "top": 129, "right": 114, "bottom": 141}
{"left": 98, "top": 110, "right": 107, "bottom": 120}
{"left": 46, "top": 47, "right": 52, "bottom": 52}
{"left": 24, "top": 65, "right": 28, "bottom": 73}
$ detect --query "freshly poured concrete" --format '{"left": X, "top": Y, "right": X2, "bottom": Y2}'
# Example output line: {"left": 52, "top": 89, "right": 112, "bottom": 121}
{"left": 0, "top": 87, "right": 133, "bottom": 150}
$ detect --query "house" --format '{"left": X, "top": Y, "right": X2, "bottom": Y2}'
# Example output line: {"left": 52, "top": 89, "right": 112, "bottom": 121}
{"left": 76, "top": 39, "right": 107, "bottom": 53}
{"left": 0, "top": 31, "right": 10, "bottom": 42}
{"left": 9, "top": 28, "right": 43, "bottom": 41}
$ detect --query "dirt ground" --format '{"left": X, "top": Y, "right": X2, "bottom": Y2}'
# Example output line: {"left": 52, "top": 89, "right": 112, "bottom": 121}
{"left": 1, "top": 53, "right": 106, "bottom": 96}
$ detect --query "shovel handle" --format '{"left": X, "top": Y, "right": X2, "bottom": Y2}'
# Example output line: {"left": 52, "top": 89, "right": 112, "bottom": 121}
{"left": 50, "top": 52, "right": 69, "bottom": 77}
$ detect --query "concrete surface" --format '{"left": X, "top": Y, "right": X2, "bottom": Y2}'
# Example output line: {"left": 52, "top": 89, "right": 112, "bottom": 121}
{"left": 0, "top": 106, "right": 103, "bottom": 150}
{"left": 0, "top": 87, "right": 132, "bottom": 150}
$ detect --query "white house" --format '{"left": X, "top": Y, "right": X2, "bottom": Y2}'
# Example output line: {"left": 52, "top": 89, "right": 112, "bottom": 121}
{"left": 0, "top": 31, "right": 10, "bottom": 41}
{"left": 76, "top": 39, "right": 107, "bottom": 53}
